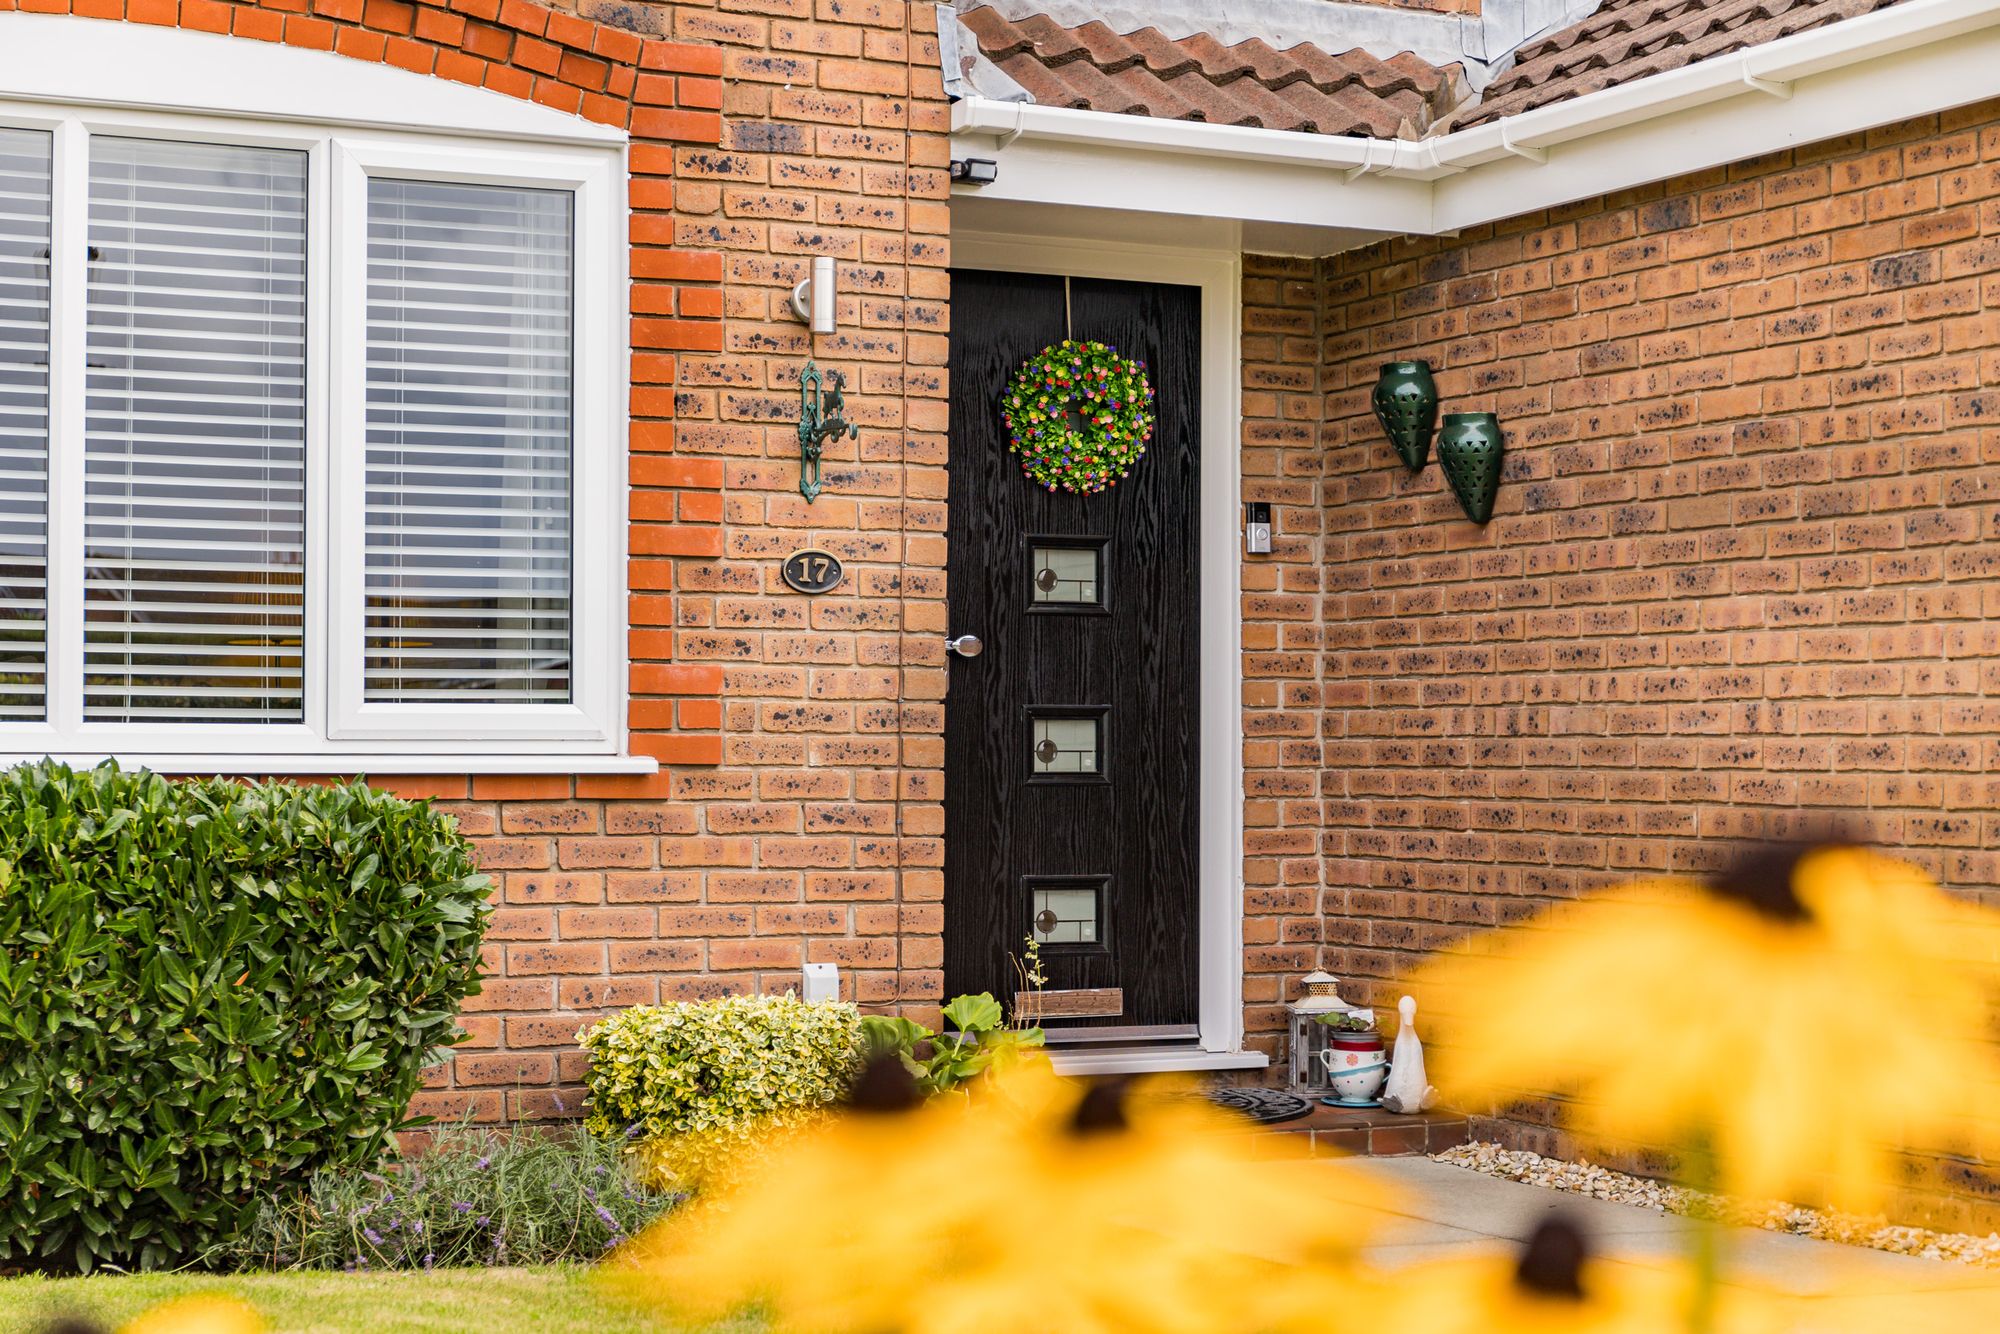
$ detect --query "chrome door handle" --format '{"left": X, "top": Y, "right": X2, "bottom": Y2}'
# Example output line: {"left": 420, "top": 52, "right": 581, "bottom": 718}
{"left": 946, "top": 634, "right": 984, "bottom": 658}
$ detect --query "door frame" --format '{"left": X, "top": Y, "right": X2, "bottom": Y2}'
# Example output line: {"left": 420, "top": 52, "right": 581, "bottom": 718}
{"left": 952, "top": 230, "right": 1257, "bottom": 1068}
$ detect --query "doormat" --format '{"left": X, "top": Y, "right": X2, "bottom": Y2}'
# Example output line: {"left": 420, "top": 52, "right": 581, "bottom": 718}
{"left": 1204, "top": 1087, "right": 1315, "bottom": 1126}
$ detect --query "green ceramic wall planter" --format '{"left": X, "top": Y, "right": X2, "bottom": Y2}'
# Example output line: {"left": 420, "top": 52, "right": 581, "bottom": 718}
{"left": 1371, "top": 360, "right": 1439, "bottom": 471}
{"left": 1437, "top": 412, "right": 1504, "bottom": 524}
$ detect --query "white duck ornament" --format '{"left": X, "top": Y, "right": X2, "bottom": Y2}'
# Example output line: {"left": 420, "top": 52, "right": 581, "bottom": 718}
{"left": 1380, "top": 994, "right": 1438, "bottom": 1114}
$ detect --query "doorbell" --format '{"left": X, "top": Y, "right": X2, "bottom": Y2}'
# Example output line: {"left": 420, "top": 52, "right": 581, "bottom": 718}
{"left": 1244, "top": 502, "right": 1272, "bottom": 555}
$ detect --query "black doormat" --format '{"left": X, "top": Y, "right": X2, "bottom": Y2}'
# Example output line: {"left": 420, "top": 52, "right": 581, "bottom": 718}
{"left": 1205, "top": 1087, "right": 1315, "bottom": 1125}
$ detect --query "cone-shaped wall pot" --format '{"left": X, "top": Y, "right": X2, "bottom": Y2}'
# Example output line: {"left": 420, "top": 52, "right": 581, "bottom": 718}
{"left": 1438, "top": 412, "right": 1503, "bottom": 524}
{"left": 1371, "top": 360, "right": 1438, "bottom": 471}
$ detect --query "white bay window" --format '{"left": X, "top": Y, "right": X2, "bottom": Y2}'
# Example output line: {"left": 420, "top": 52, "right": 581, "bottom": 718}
{"left": 0, "top": 32, "right": 633, "bottom": 772}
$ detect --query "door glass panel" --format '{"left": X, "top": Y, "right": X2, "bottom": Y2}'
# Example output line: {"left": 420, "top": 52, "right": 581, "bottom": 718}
{"left": 1032, "top": 887, "right": 1098, "bottom": 945}
{"left": 1030, "top": 544, "right": 1098, "bottom": 605}
{"left": 1031, "top": 714, "right": 1098, "bottom": 774}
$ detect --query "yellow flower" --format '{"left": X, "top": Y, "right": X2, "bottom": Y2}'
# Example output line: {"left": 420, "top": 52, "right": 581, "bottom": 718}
{"left": 610, "top": 1054, "right": 1386, "bottom": 1332}
{"left": 1418, "top": 844, "right": 2000, "bottom": 1209}
{"left": 123, "top": 1296, "right": 265, "bottom": 1334}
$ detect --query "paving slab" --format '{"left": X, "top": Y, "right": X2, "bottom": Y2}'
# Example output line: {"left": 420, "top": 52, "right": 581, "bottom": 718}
{"left": 1337, "top": 1157, "right": 1979, "bottom": 1299}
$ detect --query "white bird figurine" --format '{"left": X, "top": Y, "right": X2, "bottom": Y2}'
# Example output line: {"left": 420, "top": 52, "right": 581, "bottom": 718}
{"left": 1381, "top": 994, "right": 1437, "bottom": 1114}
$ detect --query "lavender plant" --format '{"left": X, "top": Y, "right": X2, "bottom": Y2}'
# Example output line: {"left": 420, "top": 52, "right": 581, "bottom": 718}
{"left": 215, "top": 1117, "right": 676, "bottom": 1271}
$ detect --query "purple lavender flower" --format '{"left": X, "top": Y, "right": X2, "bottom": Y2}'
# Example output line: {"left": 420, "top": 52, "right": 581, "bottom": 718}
{"left": 594, "top": 1206, "right": 619, "bottom": 1229}
{"left": 453, "top": 1201, "right": 473, "bottom": 1214}
{"left": 363, "top": 1228, "right": 383, "bottom": 1246}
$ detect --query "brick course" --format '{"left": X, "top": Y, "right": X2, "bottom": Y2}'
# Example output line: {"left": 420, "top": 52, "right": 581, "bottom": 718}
{"left": 1243, "top": 99, "right": 2000, "bottom": 1225}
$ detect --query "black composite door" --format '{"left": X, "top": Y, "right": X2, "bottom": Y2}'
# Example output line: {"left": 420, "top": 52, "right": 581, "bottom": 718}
{"left": 944, "top": 269, "right": 1201, "bottom": 1034}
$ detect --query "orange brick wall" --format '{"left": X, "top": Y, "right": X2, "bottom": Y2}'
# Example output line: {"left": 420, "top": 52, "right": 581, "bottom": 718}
{"left": 27, "top": 0, "right": 949, "bottom": 1122}
{"left": 1244, "top": 102, "right": 2000, "bottom": 1219}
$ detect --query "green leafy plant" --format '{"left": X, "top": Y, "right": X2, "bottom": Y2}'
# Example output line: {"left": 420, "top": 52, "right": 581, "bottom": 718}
{"left": 217, "top": 1117, "right": 676, "bottom": 1271}
{"left": 1314, "top": 1011, "right": 1378, "bottom": 1033}
{"left": 580, "top": 994, "right": 861, "bottom": 1189}
{"left": 0, "top": 762, "right": 490, "bottom": 1272}
{"left": 858, "top": 993, "right": 1046, "bottom": 1098}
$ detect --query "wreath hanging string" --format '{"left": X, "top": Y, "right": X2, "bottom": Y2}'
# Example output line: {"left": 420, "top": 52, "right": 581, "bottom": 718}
{"left": 1001, "top": 337, "right": 1156, "bottom": 495}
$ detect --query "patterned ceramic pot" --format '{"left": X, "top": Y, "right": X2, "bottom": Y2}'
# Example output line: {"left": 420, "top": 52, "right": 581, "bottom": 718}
{"left": 1437, "top": 411, "right": 1504, "bottom": 524}
{"left": 1319, "top": 1031, "right": 1388, "bottom": 1104}
{"left": 1372, "top": 360, "right": 1439, "bottom": 471}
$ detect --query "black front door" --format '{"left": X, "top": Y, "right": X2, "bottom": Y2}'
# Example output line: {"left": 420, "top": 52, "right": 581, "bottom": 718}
{"left": 944, "top": 269, "right": 1201, "bottom": 1033}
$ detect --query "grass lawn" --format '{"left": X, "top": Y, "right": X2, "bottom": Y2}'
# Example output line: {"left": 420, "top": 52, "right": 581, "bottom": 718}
{"left": 0, "top": 1266, "right": 744, "bottom": 1333}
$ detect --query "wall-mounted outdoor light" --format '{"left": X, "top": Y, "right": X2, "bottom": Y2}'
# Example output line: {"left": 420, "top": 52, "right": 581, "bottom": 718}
{"left": 796, "top": 359, "right": 857, "bottom": 504}
{"left": 1438, "top": 412, "right": 1504, "bottom": 524}
{"left": 950, "top": 157, "right": 999, "bottom": 185}
{"left": 1372, "top": 359, "right": 1439, "bottom": 471}
{"left": 789, "top": 255, "right": 836, "bottom": 335}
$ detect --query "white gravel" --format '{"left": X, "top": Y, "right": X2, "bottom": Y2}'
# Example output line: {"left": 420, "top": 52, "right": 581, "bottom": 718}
{"left": 1433, "top": 1141, "right": 2000, "bottom": 1269}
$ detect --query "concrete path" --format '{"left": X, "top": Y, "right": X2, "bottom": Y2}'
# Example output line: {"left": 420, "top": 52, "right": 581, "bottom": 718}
{"left": 1341, "top": 1157, "right": 1988, "bottom": 1312}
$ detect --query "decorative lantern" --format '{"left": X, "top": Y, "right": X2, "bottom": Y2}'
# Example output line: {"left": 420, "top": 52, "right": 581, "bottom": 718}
{"left": 1288, "top": 970, "right": 1358, "bottom": 1093}
{"left": 1437, "top": 411, "right": 1504, "bottom": 524}
{"left": 1371, "top": 360, "right": 1439, "bottom": 471}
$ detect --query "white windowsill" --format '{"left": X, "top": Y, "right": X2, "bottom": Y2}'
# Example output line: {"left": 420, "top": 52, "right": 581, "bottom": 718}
{"left": 12, "top": 753, "right": 661, "bottom": 776}
{"left": 1048, "top": 1047, "right": 1272, "bottom": 1076}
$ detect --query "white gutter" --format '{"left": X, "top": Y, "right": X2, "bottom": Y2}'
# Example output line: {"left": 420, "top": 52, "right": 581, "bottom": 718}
{"left": 951, "top": 0, "right": 2000, "bottom": 235}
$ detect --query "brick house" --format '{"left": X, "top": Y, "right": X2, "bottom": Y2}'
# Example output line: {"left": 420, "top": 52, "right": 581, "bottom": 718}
{"left": 2, "top": 0, "right": 1997, "bottom": 1219}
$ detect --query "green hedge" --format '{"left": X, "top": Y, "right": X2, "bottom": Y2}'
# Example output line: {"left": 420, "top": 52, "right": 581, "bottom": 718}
{"left": 0, "top": 763, "right": 491, "bottom": 1272}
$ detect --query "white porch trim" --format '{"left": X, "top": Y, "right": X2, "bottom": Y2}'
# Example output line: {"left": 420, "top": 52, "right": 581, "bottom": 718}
{"left": 1049, "top": 1046, "right": 1271, "bottom": 1076}
{"left": 952, "top": 232, "right": 1263, "bottom": 1071}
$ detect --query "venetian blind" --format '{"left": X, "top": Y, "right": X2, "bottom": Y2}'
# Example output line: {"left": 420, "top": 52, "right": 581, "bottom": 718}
{"left": 363, "top": 178, "right": 573, "bottom": 705}
{"left": 83, "top": 137, "right": 307, "bottom": 723}
{"left": 0, "top": 129, "right": 50, "bottom": 722}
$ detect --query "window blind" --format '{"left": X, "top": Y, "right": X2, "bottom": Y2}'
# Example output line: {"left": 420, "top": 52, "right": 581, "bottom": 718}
{"left": 363, "top": 178, "right": 573, "bottom": 704}
{"left": 0, "top": 130, "right": 50, "bottom": 722}
{"left": 84, "top": 137, "right": 307, "bottom": 723}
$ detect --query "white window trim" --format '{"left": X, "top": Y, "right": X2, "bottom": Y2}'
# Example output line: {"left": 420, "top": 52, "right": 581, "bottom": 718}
{"left": 0, "top": 34, "right": 643, "bottom": 775}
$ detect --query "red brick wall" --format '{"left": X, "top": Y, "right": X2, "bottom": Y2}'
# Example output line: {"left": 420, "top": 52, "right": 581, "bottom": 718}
{"left": 1245, "top": 100, "right": 2000, "bottom": 1222}
{"left": 23, "top": 0, "right": 950, "bottom": 1122}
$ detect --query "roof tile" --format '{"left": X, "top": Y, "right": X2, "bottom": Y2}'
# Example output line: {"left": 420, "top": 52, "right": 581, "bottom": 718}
{"left": 1456, "top": 0, "right": 1908, "bottom": 127}
{"left": 957, "top": 6, "right": 1459, "bottom": 139}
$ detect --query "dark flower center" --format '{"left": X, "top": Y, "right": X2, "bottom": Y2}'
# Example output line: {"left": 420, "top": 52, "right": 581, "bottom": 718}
{"left": 1514, "top": 1217, "right": 1588, "bottom": 1300}
{"left": 846, "top": 1053, "right": 922, "bottom": 1114}
{"left": 1705, "top": 839, "right": 1844, "bottom": 922}
{"left": 1068, "top": 1076, "right": 1132, "bottom": 1135}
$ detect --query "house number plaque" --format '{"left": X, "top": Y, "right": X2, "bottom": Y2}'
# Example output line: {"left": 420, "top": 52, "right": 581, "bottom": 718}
{"left": 781, "top": 549, "right": 844, "bottom": 594}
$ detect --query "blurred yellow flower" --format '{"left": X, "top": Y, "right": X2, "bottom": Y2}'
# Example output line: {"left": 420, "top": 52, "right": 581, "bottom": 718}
{"left": 122, "top": 1295, "right": 264, "bottom": 1334}
{"left": 1419, "top": 844, "right": 2000, "bottom": 1209}
{"left": 611, "top": 1054, "right": 1388, "bottom": 1333}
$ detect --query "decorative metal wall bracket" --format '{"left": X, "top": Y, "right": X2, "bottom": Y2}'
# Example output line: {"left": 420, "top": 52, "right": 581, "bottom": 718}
{"left": 796, "top": 360, "right": 858, "bottom": 503}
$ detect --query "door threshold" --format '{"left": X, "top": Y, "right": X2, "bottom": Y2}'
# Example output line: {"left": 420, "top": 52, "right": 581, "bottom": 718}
{"left": 1047, "top": 1046, "right": 1271, "bottom": 1076}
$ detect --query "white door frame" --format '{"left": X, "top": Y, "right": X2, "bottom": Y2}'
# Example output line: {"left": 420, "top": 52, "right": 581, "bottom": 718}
{"left": 950, "top": 230, "right": 1260, "bottom": 1071}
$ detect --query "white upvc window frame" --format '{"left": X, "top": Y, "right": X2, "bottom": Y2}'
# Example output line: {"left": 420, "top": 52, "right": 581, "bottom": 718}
{"left": 0, "top": 46, "right": 639, "bottom": 774}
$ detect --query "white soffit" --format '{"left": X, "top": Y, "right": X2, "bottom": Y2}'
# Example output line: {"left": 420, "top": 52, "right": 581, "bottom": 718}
{"left": 0, "top": 12, "right": 626, "bottom": 145}
{"left": 948, "top": 0, "right": 2000, "bottom": 254}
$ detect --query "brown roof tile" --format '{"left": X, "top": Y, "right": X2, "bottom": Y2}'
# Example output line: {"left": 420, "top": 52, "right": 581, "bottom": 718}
{"left": 958, "top": 8, "right": 1460, "bottom": 139}
{"left": 1456, "top": 0, "right": 1909, "bottom": 127}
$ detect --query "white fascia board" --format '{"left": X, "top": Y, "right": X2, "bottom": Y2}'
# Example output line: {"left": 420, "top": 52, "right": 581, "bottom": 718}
{"left": 0, "top": 12, "right": 626, "bottom": 146}
{"left": 951, "top": 0, "right": 2000, "bottom": 244}
{"left": 1431, "top": 16, "right": 2000, "bottom": 232}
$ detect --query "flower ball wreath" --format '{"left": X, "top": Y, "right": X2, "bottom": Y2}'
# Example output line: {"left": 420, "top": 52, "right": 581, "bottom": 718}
{"left": 1001, "top": 339, "right": 1156, "bottom": 494}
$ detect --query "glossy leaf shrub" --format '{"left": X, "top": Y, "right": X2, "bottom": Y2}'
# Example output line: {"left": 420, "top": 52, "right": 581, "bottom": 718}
{"left": 0, "top": 763, "right": 490, "bottom": 1272}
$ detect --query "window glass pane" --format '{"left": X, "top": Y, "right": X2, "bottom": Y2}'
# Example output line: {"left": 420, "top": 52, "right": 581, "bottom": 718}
{"left": 364, "top": 179, "right": 572, "bottom": 704}
{"left": 85, "top": 138, "right": 306, "bottom": 723}
{"left": 0, "top": 129, "right": 50, "bottom": 722}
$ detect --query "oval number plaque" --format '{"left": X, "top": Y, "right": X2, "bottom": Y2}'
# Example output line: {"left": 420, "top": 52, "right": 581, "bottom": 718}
{"left": 782, "top": 548, "right": 844, "bottom": 595}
